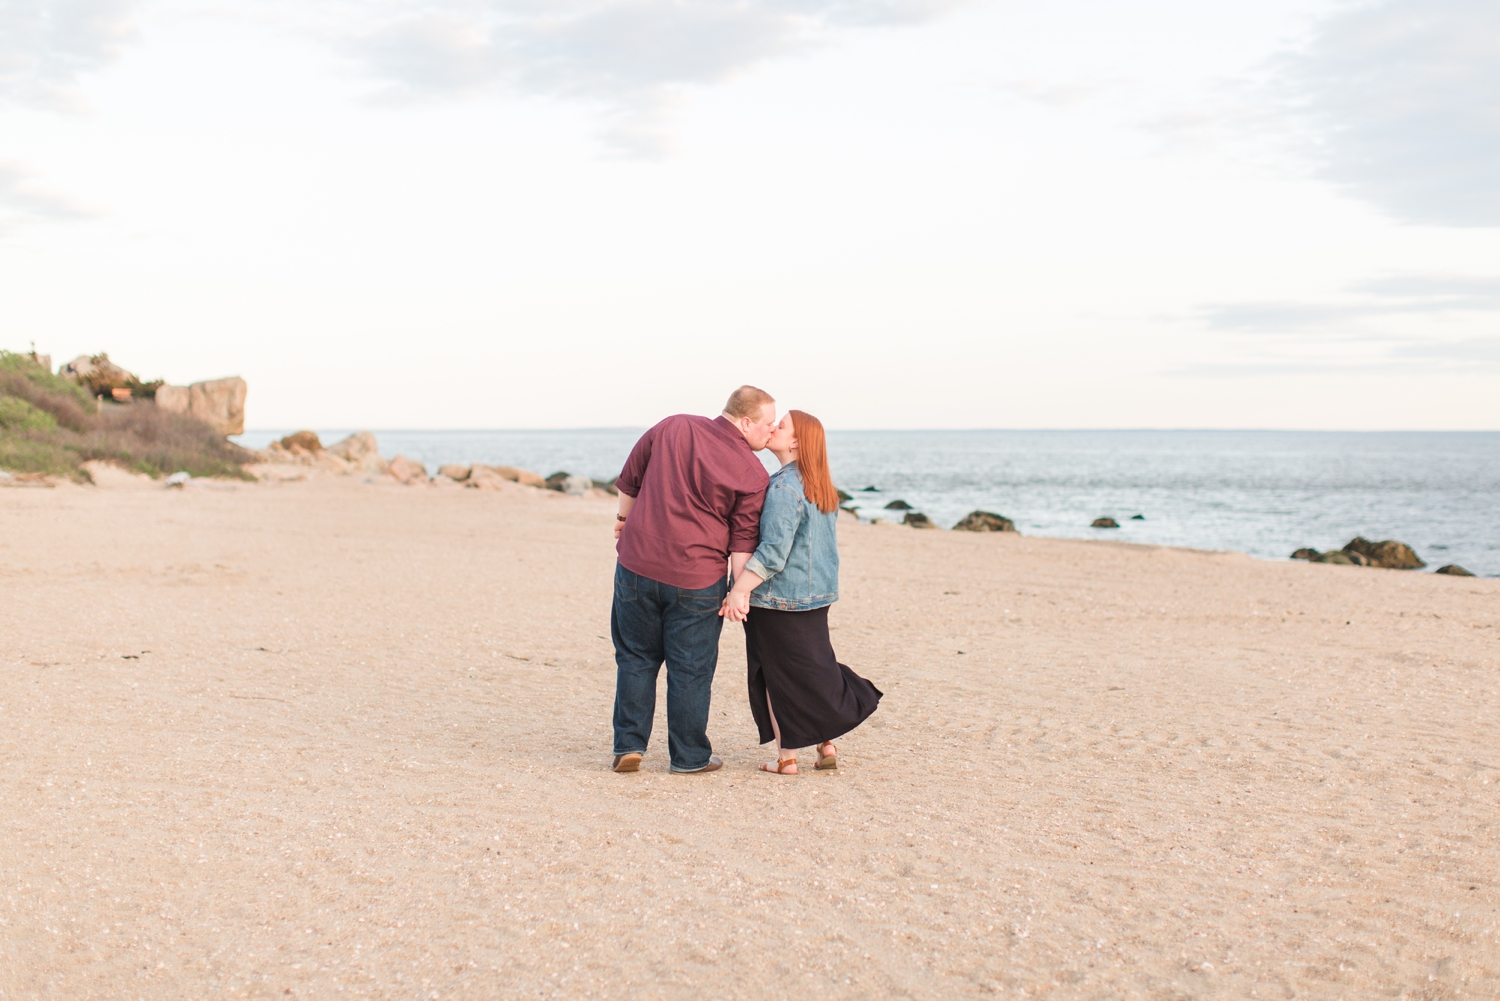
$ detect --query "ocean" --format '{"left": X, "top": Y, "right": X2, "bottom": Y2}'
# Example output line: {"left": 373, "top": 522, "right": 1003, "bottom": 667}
{"left": 234, "top": 429, "right": 1500, "bottom": 578}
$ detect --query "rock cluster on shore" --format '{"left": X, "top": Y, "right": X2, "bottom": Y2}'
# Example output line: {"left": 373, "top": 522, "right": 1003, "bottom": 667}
{"left": 1291, "top": 537, "right": 1430, "bottom": 571}
{"left": 253, "top": 433, "right": 617, "bottom": 496}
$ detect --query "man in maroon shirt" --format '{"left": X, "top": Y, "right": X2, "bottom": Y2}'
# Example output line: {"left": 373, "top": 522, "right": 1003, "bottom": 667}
{"left": 609, "top": 386, "right": 776, "bottom": 773}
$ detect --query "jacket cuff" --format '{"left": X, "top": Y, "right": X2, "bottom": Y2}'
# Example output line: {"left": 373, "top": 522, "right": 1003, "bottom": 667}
{"left": 744, "top": 555, "right": 775, "bottom": 583}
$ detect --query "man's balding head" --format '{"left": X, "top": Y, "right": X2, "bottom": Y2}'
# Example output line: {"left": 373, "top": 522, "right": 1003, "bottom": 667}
{"left": 722, "top": 385, "right": 777, "bottom": 451}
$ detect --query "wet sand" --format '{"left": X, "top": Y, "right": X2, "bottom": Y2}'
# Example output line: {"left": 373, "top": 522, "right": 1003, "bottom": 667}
{"left": 2, "top": 472, "right": 1497, "bottom": 999}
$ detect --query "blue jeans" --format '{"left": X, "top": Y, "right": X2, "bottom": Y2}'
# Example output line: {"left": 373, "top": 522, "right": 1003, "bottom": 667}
{"left": 611, "top": 563, "right": 726, "bottom": 771}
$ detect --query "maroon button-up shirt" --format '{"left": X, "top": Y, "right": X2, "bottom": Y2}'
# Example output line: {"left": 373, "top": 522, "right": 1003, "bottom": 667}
{"left": 615, "top": 415, "right": 770, "bottom": 590}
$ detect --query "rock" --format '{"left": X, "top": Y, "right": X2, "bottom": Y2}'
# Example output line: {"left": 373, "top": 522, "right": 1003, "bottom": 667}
{"left": 561, "top": 475, "right": 592, "bottom": 495}
{"left": 154, "top": 377, "right": 247, "bottom": 435}
{"left": 466, "top": 470, "right": 517, "bottom": 491}
{"left": 859, "top": 485, "right": 879, "bottom": 492}
{"left": 1091, "top": 517, "right": 1119, "bottom": 528}
{"left": 952, "top": 510, "right": 1017, "bottom": 533}
{"left": 438, "top": 464, "right": 471, "bottom": 482}
{"left": 472, "top": 464, "right": 546, "bottom": 488}
{"left": 326, "top": 432, "right": 388, "bottom": 474}
{"left": 593, "top": 478, "right": 619, "bottom": 495}
{"left": 903, "top": 512, "right": 939, "bottom": 529}
{"left": 836, "top": 488, "right": 852, "bottom": 503}
{"left": 387, "top": 454, "right": 427, "bottom": 484}
{"left": 165, "top": 471, "right": 191, "bottom": 488}
{"left": 884, "top": 499, "right": 913, "bottom": 510}
{"left": 279, "top": 430, "right": 323, "bottom": 453}
{"left": 1290, "top": 548, "right": 1321, "bottom": 561}
{"left": 1314, "top": 550, "right": 1356, "bottom": 565}
{"left": 1434, "top": 564, "right": 1475, "bottom": 576}
{"left": 1130, "top": 514, "right": 1145, "bottom": 520}
{"left": 430, "top": 474, "right": 462, "bottom": 488}
{"left": 1343, "top": 537, "right": 1425, "bottom": 570}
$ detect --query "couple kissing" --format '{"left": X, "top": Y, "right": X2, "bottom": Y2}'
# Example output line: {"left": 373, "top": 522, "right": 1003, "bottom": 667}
{"left": 609, "top": 385, "right": 882, "bottom": 775}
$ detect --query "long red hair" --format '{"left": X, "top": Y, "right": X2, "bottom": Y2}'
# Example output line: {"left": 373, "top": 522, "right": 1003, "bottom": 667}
{"left": 790, "top": 410, "right": 839, "bottom": 514}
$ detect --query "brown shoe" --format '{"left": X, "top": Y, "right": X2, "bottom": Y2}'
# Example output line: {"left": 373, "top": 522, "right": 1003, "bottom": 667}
{"left": 612, "top": 752, "right": 642, "bottom": 773}
{"left": 673, "top": 755, "right": 722, "bottom": 774}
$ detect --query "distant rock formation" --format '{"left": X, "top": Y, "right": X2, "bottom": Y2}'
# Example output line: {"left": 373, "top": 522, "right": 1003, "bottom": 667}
{"left": 1290, "top": 548, "right": 1321, "bottom": 561}
{"left": 952, "top": 510, "right": 1017, "bottom": 533}
{"left": 438, "top": 463, "right": 471, "bottom": 482}
{"left": 155, "top": 377, "right": 247, "bottom": 435}
{"left": 280, "top": 430, "right": 322, "bottom": 453}
{"left": 325, "top": 432, "right": 388, "bottom": 474}
{"left": 468, "top": 464, "right": 547, "bottom": 489}
{"left": 884, "top": 499, "right": 913, "bottom": 510}
{"left": 1313, "top": 550, "right": 1360, "bottom": 566}
{"left": 387, "top": 455, "right": 427, "bottom": 484}
{"left": 1343, "top": 537, "right": 1425, "bottom": 569}
{"left": 1092, "top": 517, "right": 1119, "bottom": 529}
{"left": 546, "top": 471, "right": 593, "bottom": 495}
{"left": 903, "top": 511, "right": 938, "bottom": 529}
{"left": 1434, "top": 564, "right": 1475, "bottom": 576}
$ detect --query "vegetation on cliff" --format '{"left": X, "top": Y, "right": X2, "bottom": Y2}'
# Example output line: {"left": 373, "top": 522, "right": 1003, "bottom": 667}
{"left": 0, "top": 351, "right": 254, "bottom": 480}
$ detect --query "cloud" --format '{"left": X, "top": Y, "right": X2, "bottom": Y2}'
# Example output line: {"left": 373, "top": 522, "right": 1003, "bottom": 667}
{"left": 0, "top": 161, "right": 99, "bottom": 233}
{"left": 343, "top": 0, "right": 967, "bottom": 155}
{"left": 1180, "top": 272, "right": 1500, "bottom": 376}
{"left": 1283, "top": 0, "right": 1500, "bottom": 227}
{"left": 0, "top": 0, "right": 140, "bottom": 109}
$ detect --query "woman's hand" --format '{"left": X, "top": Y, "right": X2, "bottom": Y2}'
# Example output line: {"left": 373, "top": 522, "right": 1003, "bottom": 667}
{"left": 720, "top": 590, "right": 751, "bottom": 622}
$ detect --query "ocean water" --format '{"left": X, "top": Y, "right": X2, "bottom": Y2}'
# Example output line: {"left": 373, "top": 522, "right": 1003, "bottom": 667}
{"left": 234, "top": 429, "right": 1500, "bottom": 578}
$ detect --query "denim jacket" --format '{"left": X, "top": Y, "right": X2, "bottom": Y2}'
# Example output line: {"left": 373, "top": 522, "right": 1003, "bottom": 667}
{"left": 744, "top": 462, "right": 839, "bottom": 610}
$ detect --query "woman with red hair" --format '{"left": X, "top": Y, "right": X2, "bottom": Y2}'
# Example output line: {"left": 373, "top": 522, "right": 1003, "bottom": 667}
{"left": 720, "top": 410, "right": 881, "bottom": 774}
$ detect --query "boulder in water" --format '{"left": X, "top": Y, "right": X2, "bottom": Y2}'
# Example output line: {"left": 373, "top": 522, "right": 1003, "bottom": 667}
{"left": 952, "top": 510, "right": 1017, "bottom": 533}
{"left": 1291, "top": 548, "right": 1321, "bottom": 561}
{"left": 1091, "top": 517, "right": 1119, "bottom": 529}
{"left": 1314, "top": 550, "right": 1362, "bottom": 566}
{"left": 836, "top": 488, "right": 852, "bottom": 502}
{"left": 1130, "top": 513, "right": 1145, "bottom": 520}
{"left": 903, "top": 512, "right": 939, "bottom": 529}
{"left": 1343, "top": 537, "right": 1425, "bottom": 569}
{"left": 884, "top": 499, "right": 913, "bottom": 510}
{"left": 1434, "top": 564, "right": 1475, "bottom": 577}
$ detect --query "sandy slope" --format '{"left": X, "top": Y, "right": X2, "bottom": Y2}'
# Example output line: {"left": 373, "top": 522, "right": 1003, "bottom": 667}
{"left": 1, "top": 472, "right": 1497, "bottom": 1000}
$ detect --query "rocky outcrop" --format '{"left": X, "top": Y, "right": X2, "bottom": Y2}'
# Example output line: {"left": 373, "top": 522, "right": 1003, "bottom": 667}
{"left": 1434, "top": 564, "right": 1475, "bottom": 577}
{"left": 154, "top": 377, "right": 247, "bottom": 435}
{"left": 325, "top": 432, "right": 388, "bottom": 474}
{"left": 594, "top": 478, "right": 619, "bottom": 496}
{"left": 438, "top": 464, "right": 471, "bottom": 482}
{"left": 837, "top": 488, "right": 852, "bottom": 503}
{"left": 903, "top": 512, "right": 939, "bottom": 529}
{"left": 952, "top": 510, "right": 1017, "bottom": 533}
{"left": 1130, "top": 514, "right": 1145, "bottom": 521}
{"left": 1291, "top": 548, "right": 1321, "bottom": 561}
{"left": 884, "top": 499, "right": 913, "bottom": 511}
{"left": 387, "top": 455, "right": 427, "bottom": 484}
{"left": 1343, "top": 537, "right": 1425, "bottom": 570}
{"left": 1091, "top": 517, "right": 1119, "bottom": 529}
{"left": 1313, "top": 550, "right": 1357, "bottom": 565}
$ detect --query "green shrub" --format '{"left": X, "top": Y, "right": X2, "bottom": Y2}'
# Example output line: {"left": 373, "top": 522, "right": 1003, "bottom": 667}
{"left": 0, "top": 395, "right": 58, "bottom": 431}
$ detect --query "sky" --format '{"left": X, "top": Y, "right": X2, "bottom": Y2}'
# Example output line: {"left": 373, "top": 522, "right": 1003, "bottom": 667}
{"left": 1, "top": 0, "right": 1497, "bottom": 430}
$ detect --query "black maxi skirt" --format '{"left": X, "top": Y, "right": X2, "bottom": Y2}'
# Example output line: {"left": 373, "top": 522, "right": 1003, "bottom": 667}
{"left": 745, "top": 605, "right": 882, "bottom": 750}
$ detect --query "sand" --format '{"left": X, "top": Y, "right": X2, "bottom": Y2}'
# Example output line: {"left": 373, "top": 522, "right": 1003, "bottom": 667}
{"left": 2, "top": 470, "right": 1497, "bottom": 999}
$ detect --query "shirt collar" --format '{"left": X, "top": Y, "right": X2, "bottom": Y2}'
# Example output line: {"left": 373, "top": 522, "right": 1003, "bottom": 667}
{"left": 711, "top": 415, "right": 751, "bottom": 450}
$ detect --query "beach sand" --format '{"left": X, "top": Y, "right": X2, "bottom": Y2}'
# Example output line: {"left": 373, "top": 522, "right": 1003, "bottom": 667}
{"left": 3, "top": 471, "right": 1497, "bottom": 999}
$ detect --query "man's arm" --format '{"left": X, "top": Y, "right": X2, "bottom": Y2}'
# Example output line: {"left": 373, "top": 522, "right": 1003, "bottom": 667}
{"left": 614, "top": 493, "right": 636, "bottom": 541}
{"left": 612, "top": 423, "right": 656, "bottom": 540}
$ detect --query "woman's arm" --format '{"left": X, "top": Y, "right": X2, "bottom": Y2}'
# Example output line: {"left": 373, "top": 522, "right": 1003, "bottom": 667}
{"left": 720, "top": 481, "right": 800, "bottom": 620}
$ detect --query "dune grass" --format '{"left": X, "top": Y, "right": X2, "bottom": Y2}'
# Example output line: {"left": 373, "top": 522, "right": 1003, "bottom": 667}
{"left": 0, "top": 351, "right": 255, "bottom": 480}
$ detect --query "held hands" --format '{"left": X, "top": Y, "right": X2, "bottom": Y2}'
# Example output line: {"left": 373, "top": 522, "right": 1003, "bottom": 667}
{"left": 719, "top": 589, "right": 751, "bottom": 622}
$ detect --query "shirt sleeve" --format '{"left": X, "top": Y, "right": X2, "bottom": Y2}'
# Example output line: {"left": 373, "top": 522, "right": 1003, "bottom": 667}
{"left": 728, "top": 478, "right": 768, "bottom": 555}
{"left": 615, "top": 422, "right": 658, "bottom": 498}
{"left": 743, "top": 481, "right": 798, "bottom": 577}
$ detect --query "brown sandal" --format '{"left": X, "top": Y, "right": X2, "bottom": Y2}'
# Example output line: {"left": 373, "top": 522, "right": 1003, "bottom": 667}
{"left": 815, "top": 742, "right": 838, "bottom": 770}
{"left": 759, "top": 757, "right": 798, "bottom": 775}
